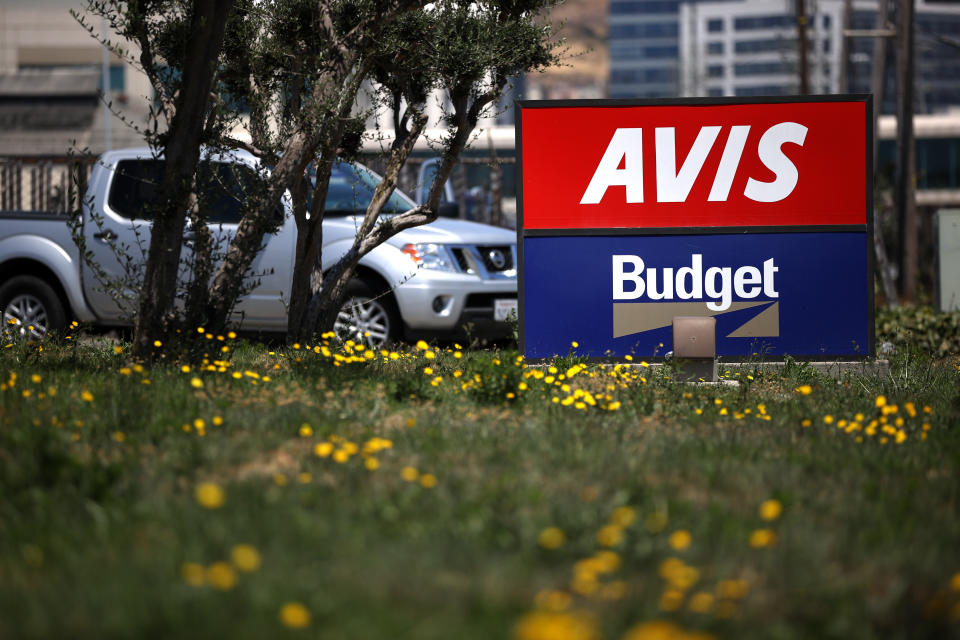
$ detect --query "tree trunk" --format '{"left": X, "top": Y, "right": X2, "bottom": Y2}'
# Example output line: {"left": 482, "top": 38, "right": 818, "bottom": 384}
{"left": 132, "top": 0, "right": 235, "bottom": 357}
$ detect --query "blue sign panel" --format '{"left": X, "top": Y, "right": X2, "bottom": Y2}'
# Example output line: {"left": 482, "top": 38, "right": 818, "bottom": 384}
{"left": 523, "top": 233, "right": 869, "bottom": 359}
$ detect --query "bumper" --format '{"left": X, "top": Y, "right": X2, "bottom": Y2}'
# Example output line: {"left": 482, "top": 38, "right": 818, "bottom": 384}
{"left": 393, "top": 271, "right": 517, "bottom": 338}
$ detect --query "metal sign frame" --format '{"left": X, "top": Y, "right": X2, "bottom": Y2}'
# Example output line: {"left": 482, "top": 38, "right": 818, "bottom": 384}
{"left": 515, "top": 95, "right": 875, "bottom": 361}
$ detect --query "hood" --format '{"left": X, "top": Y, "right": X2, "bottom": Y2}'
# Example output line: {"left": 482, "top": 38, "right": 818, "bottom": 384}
{"left": 325, "top": 215, "right": 516, "bottom": 246}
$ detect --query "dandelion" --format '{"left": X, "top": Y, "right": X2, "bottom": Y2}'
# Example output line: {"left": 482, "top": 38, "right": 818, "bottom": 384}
{"left": 596, "top": 524, "right": 623, "bottom": 547}
{"left": 513, "top": 611, "right": 598, "bottom": 640}
{"left": 81, "top": 390, "right": 94, "bottom": 402}
{"left": 611, "top": 506, "right": 637, "bottom": 528}
{"left": 194, "top": 482, "right": 225, "bottom": 509}
{"left": 749, "top": 528, "right": 777, "bottom": 548}
{"left": 112, "top": 431, "right": 126, "bottom": 443}
{"left": 538, "top": 527, "right": 566, "bottom": 550}
{"left": 759, "top": 499, "right": 783, "bottom": 521}
{"left": 180, "top": 562, "right": 206, "bottom": 587}
{"left": 533, "top": 589, "right": 573, "bottom": 612}
{"left": 659, "top": 589, "right": 685, "bottom": 611}
{"left": 212, "top": 416, "right": 223, "bottom": 426}
{"left": 823, "top": 414, "right": 834, "bottom": 424}
{"left": 206, "top": 562, "right": 237, "bottom": 591}
{"left": 297, "top": 472, "right": 311, "bottom": 484}
{"left": 801, "top": 418, "right": 812, "bottom": 428}
{"left": 624, "top": 620, "right": 683, "bottom": 640}
{"left": 230, "top": 544, "right": 262, "bottom": 572}
{"left": 279, "top": 602, "right": 311, "bottom": 629}
{"left": 875, "top": 395, "right": 887, "bottom": 408}
{"left": 153, "top": 340, "right": 162, "bottom": 348}
{"left": 795, "top": 384, "right": 812, "bottom": 395}
{"left": 299, "top": 423, "right": 313, "bottom": 437}
{"left": 314, "top": 442, "right": 334, "bottom": 458}
{"left": 364, "top": 457, "right": 380, "bottom": 471}
{"left": 688, "top": 591, "right": 715, "bottom": 614}
{"left": 668, "top": 530, "right": 692, "bottom": 551}
{"left": 401, "top": 466, "right": 419, "bottom": 482}
{"left": 190, "top": 377, "right": 203, "bottom": 389}
{"left": 419, "top": 473, "right": 437, "bottom": 488}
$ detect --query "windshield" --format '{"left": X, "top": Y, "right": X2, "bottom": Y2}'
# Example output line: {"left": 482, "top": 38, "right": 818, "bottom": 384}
{"left": 315, "top": 161, "right": 417, "bottom": 214}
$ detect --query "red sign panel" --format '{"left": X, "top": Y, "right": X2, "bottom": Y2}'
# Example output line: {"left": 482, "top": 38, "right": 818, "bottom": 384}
{"left": 520, "top": 100, "right": 867, "bottom": 229}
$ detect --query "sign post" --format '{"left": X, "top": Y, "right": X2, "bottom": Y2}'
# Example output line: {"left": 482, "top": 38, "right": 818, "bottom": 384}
{"left": 516, "top": 97, "right": 874, "bottom": 361}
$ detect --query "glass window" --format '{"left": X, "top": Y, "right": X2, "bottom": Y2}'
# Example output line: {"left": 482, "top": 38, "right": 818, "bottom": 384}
{"left": 707, "top": 65, "right": 725, "bottom": 78}
{"left": 320, "top": 162, "right": 416, "bottom": 215}
{"left": 707, "top": 41, "right": 724, "bottom": 55}
{"left": 707, "top": 19, "right": 724, "bottom": 33}
{"left": 108, "top": 160, "right": 165, "bottom": 220}
{"left": 108, "top": 159, "right": 272, "bottom": 224}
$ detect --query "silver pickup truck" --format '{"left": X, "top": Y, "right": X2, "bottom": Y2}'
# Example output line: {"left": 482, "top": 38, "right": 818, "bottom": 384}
{"left": 0, "top": 148, "right": 518, "bottom": 345}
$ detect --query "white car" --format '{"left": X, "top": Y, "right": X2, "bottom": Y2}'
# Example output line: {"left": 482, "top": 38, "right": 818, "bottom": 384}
{"left": 0, "top": 148, "right": 518, "bottom": 345}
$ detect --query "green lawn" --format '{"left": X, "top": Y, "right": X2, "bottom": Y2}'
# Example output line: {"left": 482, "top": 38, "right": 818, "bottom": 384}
{"left": 1, "top": 331, "right": 958, "bottom": 640}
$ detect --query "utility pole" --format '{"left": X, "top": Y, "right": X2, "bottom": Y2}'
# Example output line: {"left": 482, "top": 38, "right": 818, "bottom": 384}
{"left": 895, "top": 0, "right": 917, "bottom": 302}
{"left": 796, "top": 0, "right": 810, "bottom": 94}
{"left": 839, "top": 0, "right": 854, "bottom": 92}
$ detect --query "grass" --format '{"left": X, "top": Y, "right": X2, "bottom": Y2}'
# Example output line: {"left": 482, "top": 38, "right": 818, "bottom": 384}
{"left": 0, "top": 329, "right": 959, "bottom": 640}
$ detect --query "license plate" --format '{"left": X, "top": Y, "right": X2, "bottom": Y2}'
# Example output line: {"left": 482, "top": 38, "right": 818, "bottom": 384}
{"left": 494, "top": 299, "right": 518, "bottom": 322}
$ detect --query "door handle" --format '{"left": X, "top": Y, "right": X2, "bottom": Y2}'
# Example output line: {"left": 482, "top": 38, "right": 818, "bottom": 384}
{"left": 93, "top": 230, "right": 117, "bottom": 242}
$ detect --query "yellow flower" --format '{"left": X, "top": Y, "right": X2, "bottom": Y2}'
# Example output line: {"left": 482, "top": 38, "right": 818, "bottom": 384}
{"left": 113, "top": 345, "right": 123, "bottom": 354}
{"left": 658, "top": 589, "right": 685, "bottom": 611}
{"left": 596, "top": 524, "right": 623, "bottom": 547}
{"left": 875, "top": 395, "right": 887, "bottom": 407}
{"left": 299, "top": 423, "right": 313, "bottom": 437}
{"left": 749, "top": 528, "right": 777, "bottom": 548}
{"left": 279, "top": 602, "right": 311, "bottom": 629}
{"left": 950, "top": 571, "right": 960, "bottom": 592}
{"left": 212, "top": 415, "right": 223, "bottom": 426}
{"left": 668, "top": 529, "right": 692, "bottom": 551}
{"left": 419, "top": 473, "right": 438, "bottom": 488}
{"left": 81, "top": 390, "right": 94, "bottom": 402}
{"left": 795, "top": 384, "right": 812, "bottom": 395}
{"left": 153, "top": 340, "right": 162, "bottom": 348}
{"left": 801, "top": 418, "right": 812, "bottom": 428}
{"left": 314, "top": 442, "right": 334, "bottom": 458}
{"left": 112, "top": 431, "right": 126, "bottom": 443}
{"left": 538, "top": 527, "right": 566, "bottom": 550}
{"left": 611, "top": 506, "right": 637, "bottom": 527}
{"left": 333, "top": 449, "right": 349, "bottom": 463}
{"left": 823, "top": 414, "right": 834, "bottom": 424}
{"left": 190, "top": 377, "right": 203, "bottom": 389}
{"left": 716, "top": 579, "right": 749, "bottom": 599}
{"left": 230, "top": 544, "right": 261, "bottom": 572}
{"left": 364, "top": 457, "right": 380, "bottom": 471}
{"left": 401, "top": 466, "right": 419, "bottom": 482}
{"left": 759, "top": 499, "right": 782, "bottom": 521}
{"left": 180, "top": 562, "right": 206, "bottom": 587}
{"left": 206, "top": 562, "right": 237, "bottom": 590}
{"left": 194, "top": 482, "right": 225, "bottom": 509}
{"left": 623, "top": 620, "right": 683, "bottom": 640}
{"left": 688, "top": 591, "right": 715, "bottom": 614}
{"left": 415, "top": 340, "right": 429, "bottom": 351}
{"left": 513, "top": 610, "right": 598, "bottom": 640}
{"left": 533, "top": 589, "right": 573, "bottom": 612}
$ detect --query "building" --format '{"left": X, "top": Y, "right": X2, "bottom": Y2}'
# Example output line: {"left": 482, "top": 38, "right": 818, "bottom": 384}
{"left": 612, "top": 0, "right": 960, "bottom": 115}
{"left": 0, "top": 0, "right": 154, "bottom": 156}
{"left": 679, "top": 0, "right": 841, "bottom": 97}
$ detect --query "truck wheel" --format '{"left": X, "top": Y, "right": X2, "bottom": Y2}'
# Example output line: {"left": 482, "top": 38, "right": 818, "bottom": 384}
{"left": 0, "top": 275, "right": 68, "bottom": 341}
{"left": 333, "top": 279, "right": 401, "bottom": 348}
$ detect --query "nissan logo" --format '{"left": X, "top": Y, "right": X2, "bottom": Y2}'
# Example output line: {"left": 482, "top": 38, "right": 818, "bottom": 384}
{"left": 487, "top": 249, "right": 507, "bottom": 270}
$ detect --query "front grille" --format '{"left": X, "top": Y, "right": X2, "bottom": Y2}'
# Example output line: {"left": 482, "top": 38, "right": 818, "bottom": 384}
{"left": 451, "top": 248, "right": 472, "bottom": 273}
{"left": 476, "top": 245, "right": 513, "bottom": 272}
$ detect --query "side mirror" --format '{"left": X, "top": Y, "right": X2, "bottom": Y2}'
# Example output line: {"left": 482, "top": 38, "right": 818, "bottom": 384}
{"left": 437, "top": 201, "right": 459, "bottom": 218}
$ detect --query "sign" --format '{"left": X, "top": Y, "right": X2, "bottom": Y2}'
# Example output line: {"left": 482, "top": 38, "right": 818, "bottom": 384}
{"left": 517, "top": 97, "right": 874, "bottom": 360}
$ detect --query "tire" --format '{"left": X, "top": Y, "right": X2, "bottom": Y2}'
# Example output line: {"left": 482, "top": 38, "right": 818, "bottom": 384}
{"left": 333, "top": 279, "right": 402, "bottom": 348}
{"left": 0, "top": 275, "right": 68, "bottom": 341}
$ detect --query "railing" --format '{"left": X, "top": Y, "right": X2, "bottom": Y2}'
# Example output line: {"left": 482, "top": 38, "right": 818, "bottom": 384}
{"left": 0, "top": 156, "right": 96, "bottom": 214}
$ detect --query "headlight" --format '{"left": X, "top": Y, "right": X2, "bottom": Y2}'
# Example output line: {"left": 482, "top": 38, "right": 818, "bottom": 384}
{"left": 401, "top": 243, "right": 457, "bottom": 272}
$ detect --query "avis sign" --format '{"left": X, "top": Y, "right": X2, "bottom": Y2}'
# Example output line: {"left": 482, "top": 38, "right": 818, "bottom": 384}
{"left": 517, "top": 97, "right": 874, "bottom": 360}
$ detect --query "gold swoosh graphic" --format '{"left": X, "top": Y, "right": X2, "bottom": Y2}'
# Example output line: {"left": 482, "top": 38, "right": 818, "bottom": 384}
{"left": 612, "top": 301, "right": 778, "bottom": 339}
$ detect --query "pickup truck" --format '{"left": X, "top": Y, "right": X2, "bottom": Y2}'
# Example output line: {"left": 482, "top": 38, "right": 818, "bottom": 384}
{"left": 0, "top": 148, "right": 518, "bottom": 345}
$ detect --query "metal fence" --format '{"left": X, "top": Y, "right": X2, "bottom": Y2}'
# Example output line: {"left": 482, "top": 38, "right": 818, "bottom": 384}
{"left": 1, "top": 154, "right": 516, "bottom": 227}
{"left": 0, "top": 156, "right": 95, "bottom": 214}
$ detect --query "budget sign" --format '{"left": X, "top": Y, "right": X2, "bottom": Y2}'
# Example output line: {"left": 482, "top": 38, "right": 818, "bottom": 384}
{"left": 516, "top": 97, "right": 874, "bottom": 360}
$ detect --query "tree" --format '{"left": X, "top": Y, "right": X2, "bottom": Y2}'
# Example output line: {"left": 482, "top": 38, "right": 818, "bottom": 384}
{"left": 204, "top": 0, "right": 558, "bottom": 343}
{"left": 76, "top": 0, "right": 238, "bottom": 357}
